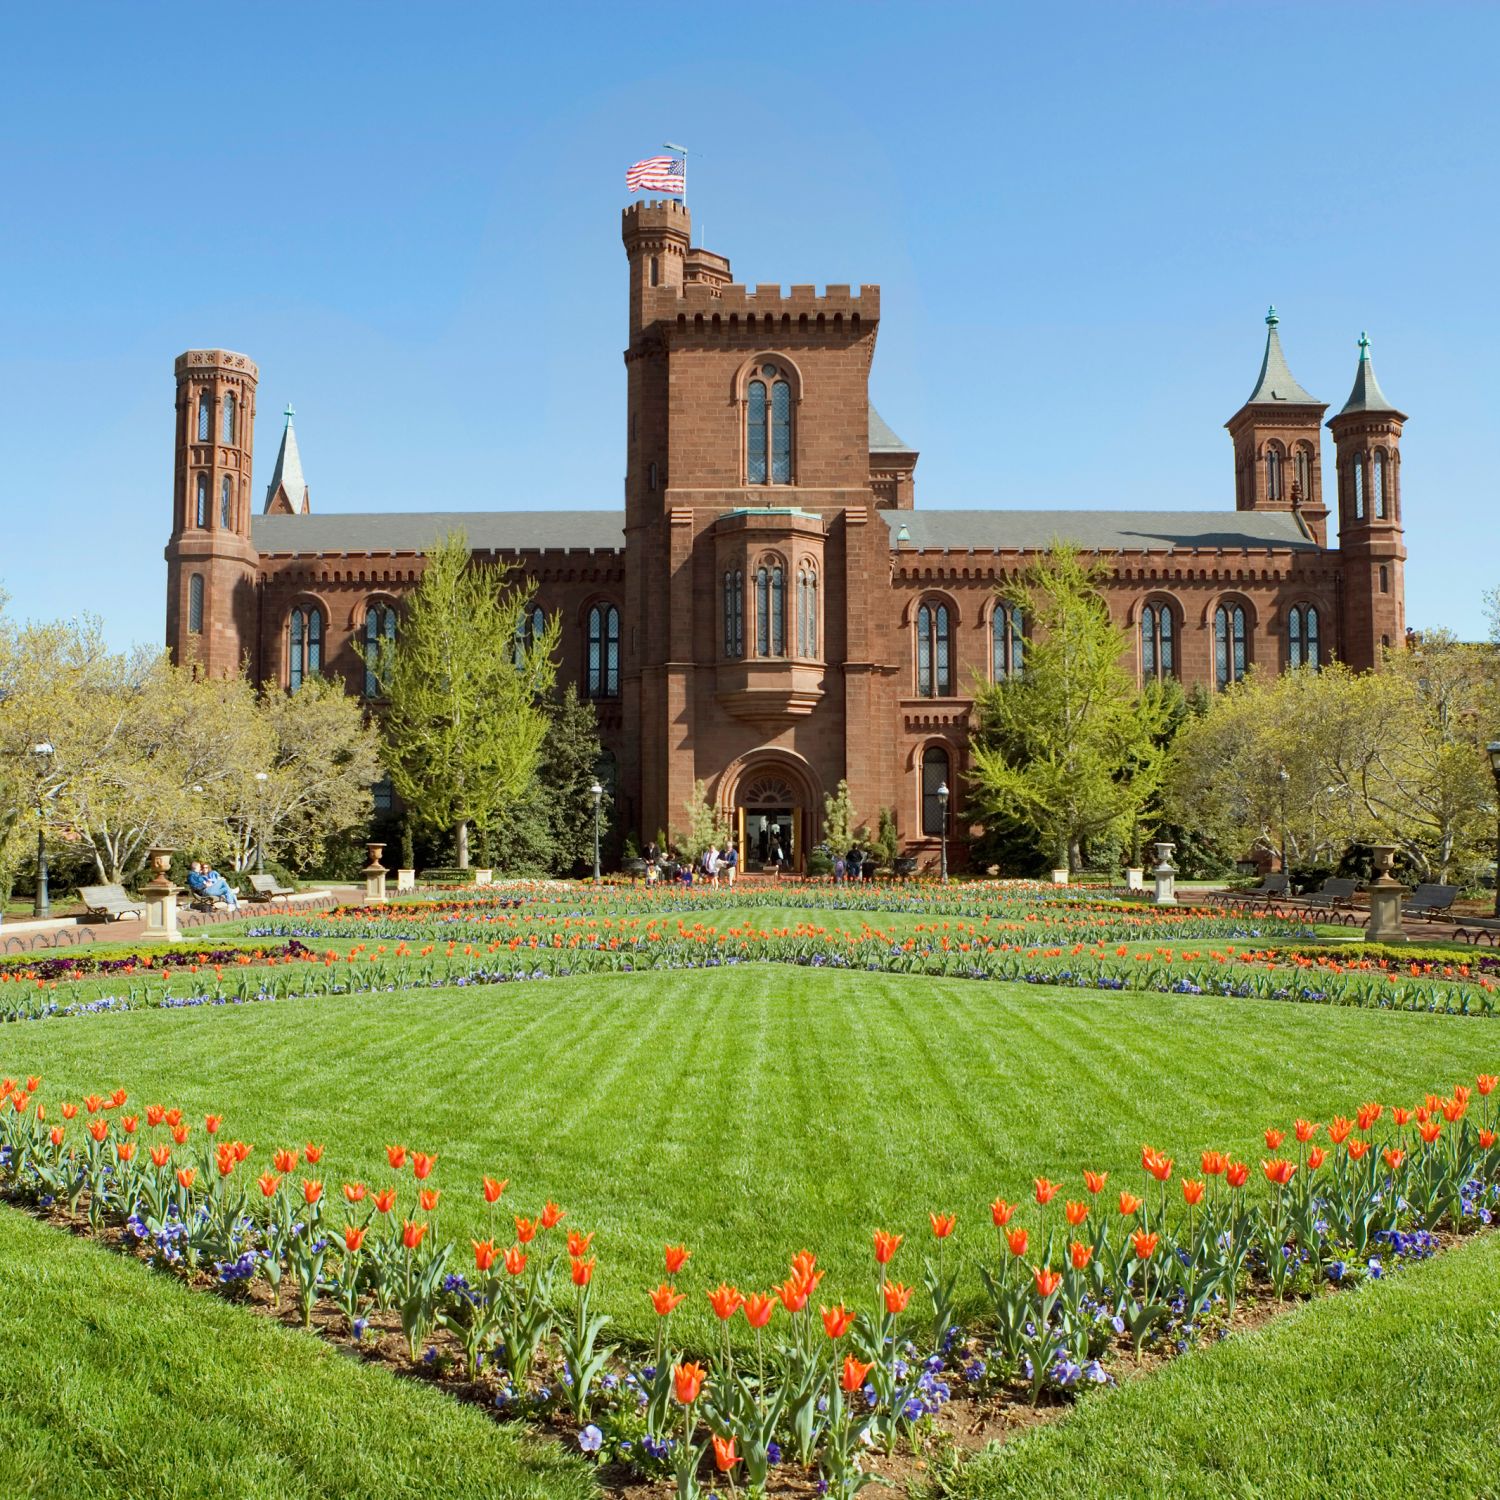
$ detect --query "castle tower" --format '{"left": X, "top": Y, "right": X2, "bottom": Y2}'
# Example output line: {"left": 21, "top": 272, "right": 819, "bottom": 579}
{"left": 1225, "top": 308, "right": 1329, "bottom": 544}
{"left": 1329, "top": 332, "right": 1407, "bottom": 670}
{"left": 164, "top": 349, "right": 259, "bottom": 676}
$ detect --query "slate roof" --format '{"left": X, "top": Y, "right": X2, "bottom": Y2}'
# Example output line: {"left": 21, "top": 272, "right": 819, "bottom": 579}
{"left": 1243, "top": 309, "right": 1321, "bottom": 406}
{"left": 252, "top": 510, "right": 625, "bottom": 554}
{"left": 881, "top": 508, "right": 1318, "bottom": 553}
{"left": 868, "top": 405, "right": 913, "bottom": 452}
{"left": 264, "top": 408, "right": 310, "bottom": 514}
{"left": 1335, "top": 334, "right": 1403, "bottom": 417}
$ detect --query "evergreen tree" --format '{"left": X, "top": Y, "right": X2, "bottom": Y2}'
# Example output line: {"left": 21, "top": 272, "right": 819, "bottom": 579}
{"left": 539, "top": 685, "right": 611, "bottom": 875}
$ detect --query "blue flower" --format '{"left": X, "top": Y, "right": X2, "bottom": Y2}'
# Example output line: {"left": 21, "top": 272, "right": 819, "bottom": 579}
{"left": 578, "top": 1425, "right": 603, "bottom": 1454}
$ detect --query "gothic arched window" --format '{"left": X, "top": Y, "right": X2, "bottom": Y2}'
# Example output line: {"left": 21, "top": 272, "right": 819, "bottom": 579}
{"left": 1352, "top": 455, "right": 1365, "bottom": 520}
{"left": 288, "top": 605, "right": 323, "bottom": 692}
{"left": 219, "top": 475, "right": 233, "bottom": 529}
{"left": 585, "top": 604, "right": 620, "bottom": 699}
{"left": 197, "top": 396, "right": 210, "bottom": 442}
{"left": 1295, "top": 446, "right": 1313, "bottom": 503}
{"left": 797, "top": 562, "right": 818, "bottom": 657}
{"left": 921, "top": 745, "right": 951, "bottom": 836}
{"left": 916, "top": 602, "right": 953, "bottom": 698}
{"left": 364, "top": 603, "right": 397, "bottom": 697}
{"left": 1141, "top": 602, "right": 1176, "bottom": 682}
{"left": 991, "top": 604, "right": 1024, "bottom": 681}
{"left": 195, "top": 473, "right": 208, "bottom": 527}
{"left": 1266, "top": 447, "right": 1283, "bottom": 502}
{"left": 723, "top": 569, "right": 744, "bottom": 659}
{"left": 1214, "top": 603, "right": 1248, "bottom": 689}
{"left": 188, "top": 574, "right": 204, "bottom": 634}
{"left": 1373, "top": 450, "right": 1387, "bottom": 519}
{"left": 512, "top": 606, "right": 546, "bottom": 670}
{"left": 746, "top": 363, "right": 793, "bottom": 484}
{"left": 769, "top": 564, "right": 785, "bottom": 654}
{"left": 221, "top": 391, "right": 235, "bottom": 444}
{"left": 1288, "top": 604, "right": 1320, "bottom": 670}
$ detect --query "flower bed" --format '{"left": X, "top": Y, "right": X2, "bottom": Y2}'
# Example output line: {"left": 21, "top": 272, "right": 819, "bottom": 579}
{"left": 0, "top": 1068, "right": 1494, "bottom": 1497}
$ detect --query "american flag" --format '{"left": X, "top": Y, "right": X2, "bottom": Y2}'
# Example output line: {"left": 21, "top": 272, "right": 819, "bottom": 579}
{"left": 626, "top": 155, "right": 685, "bottom": 194}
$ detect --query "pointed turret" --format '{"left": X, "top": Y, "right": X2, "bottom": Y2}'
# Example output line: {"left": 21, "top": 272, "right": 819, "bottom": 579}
{"left": 263, "top": 404, "right": 310, "bottom": 515}
{"left": 1225, "top": 308, "right": 1328, "bottom": 537}
{"left": 1335, "top": 331, "right": 1404, "bottom": 419}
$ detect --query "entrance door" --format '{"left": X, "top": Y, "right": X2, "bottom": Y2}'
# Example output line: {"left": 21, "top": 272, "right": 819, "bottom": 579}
{"left": 736, "top": 773, "right": 802, "bottom": 873}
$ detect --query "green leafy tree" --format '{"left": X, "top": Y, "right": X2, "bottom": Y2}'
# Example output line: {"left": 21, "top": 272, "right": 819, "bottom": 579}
{"left": 969, "top": 546, "right": 1173, "bottom": 873}
{"left": 872, "top": 807, "right": 901, "bottom": 872}
{"left": 379, "top": 532, "right": 559, "bottom": 867}
{"left": 820, "top": 779, "right": 857, "bottom": 852}
{"left": 681, "top": 780, "right": 730, "bottom": 860}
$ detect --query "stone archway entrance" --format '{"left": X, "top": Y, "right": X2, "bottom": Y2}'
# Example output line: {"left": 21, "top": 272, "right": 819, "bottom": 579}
{"left": 721, "top": 756, "right": 820, "bottom": 875}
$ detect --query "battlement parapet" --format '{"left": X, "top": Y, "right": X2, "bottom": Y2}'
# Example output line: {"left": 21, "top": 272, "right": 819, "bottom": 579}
{"left": 647, "top": 279, "right": 879, "bottom": 324}
{"left": 174, "top": 349, "right": 259, "bottom": 380}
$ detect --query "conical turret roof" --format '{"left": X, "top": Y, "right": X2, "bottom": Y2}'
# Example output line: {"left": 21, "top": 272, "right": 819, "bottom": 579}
{"left": 263, "top": 405, "right": 310, "bottom": 515}
{"left": 1243, "top": 306, "right": 1320, "bottom": 406}
{"left": 1335, "top": 332, "right": 1403, "bottom": 418}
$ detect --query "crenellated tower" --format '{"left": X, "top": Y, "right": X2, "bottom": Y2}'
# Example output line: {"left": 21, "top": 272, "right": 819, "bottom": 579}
{"left": 1329, "top": 332, "right": 1407, "bottom": 670}
{"left": 1225, "top": 308, "right": 1329, "bottom": 543}
{"left": 164, "top": 349, "right": 259, "bottom": 676}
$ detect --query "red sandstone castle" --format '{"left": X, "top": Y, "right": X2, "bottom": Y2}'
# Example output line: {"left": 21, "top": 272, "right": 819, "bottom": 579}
{"left": 165, "top": 200, "right": 1408, "bottom": 869}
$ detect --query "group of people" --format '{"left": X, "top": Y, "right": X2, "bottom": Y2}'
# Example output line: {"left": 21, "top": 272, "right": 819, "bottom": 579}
{"left": 831, "top": 845, "right": 876, "bottom": 883}
{"left": 186, "top": 860, "right": 239, "bottom": 911}
{"left": 643, "top": 840, "right": 741, "bottom": 888}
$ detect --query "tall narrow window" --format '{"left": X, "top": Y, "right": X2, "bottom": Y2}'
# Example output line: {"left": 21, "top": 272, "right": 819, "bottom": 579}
{"left": 992, "top": 605, "right": 1024, "bottom": 681}
{"left": 796, "top": 563, "right": 818, "bottom": 657}
{"left": 771, "top": 379, "right": 792, "bottom": 483}
{"left": 747, "top": 381, "right": 768, "bottom": 485}
{"left": 364, "top": 603, "right": 397, "bottom": 697}
{"left": 723, "top": 570, "right": 744, "bottom": 658}
{"left": 921, "top": 746, "right": 951, "bottom": 836}
{"left": 1214, "top": 603, "right": 1247, "bottom": 689}
{"left": 188, "top": 574, "right": 204, "bottom": 634}
{"left": 1379, "top": 564, "right": 1390, "bottom": 593}
{"left": 1373, "top": 450, "right": 1386, "bottom": 518}
{"left": 1353, "top": 456, "right": 1365, "bottom": 520}
{"left": 197, "top": 396, "right": 210, "bottom": 442}
{"left": 372, "top": 775, "right": 394, "bottom": 813}
{"left": 916, "top": 603, "right": 953, "bottom": 697}
{"left": 289, "top": 606, "right": 323, "bottom": 692}
{"left": 1295, "top": 447, "right": 1312, "bottom": 503}
{"left": 1288, "top": 604, "right": 1320, "bottom": 670}
{"left": 769, "top": 565, "right": 785, "bottom": 655}
{"left": 219, "top": 475, "right": 233, "bottom": 529}
{"left": 1266, "top": 447, "right": 1283, "bottom": 502}
{"left": 756, "top": 566, "right": 770, "bottom": 656}
{"left": 195, "top": 473, "right": 208, "bottom": 527}
{"left": 1141, "top": 603, "right": 1175, "bottom": 681}
{"left": 650, "top": 255, "right": 660, "bottom": 287}
{"left": 585, "top": 604, "right": 620, "bottom": 699}
{"left": 512, "top": 606, "right": 546, "bottom": 669}
{"left": 221, "top": 391, "right": 235, "bottom": 443}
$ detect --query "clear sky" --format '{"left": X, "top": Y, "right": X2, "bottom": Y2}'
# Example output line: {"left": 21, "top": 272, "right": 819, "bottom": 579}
{"left": 1, "top": 1, "right": 1495, "bottom": 647}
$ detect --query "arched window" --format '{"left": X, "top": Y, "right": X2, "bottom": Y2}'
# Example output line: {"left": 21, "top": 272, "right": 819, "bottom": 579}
{"left": 288, "top": 605, "right": 323, "bottom": 692}
{"left": 1379, "top": 564, "right": 1390, "bottom": 594}
{"left": 1266, "top": 446, "right": 1283, "bottom": 502}
{"left": 585, "top": 604, "right": 620, "bottom": 699}
{"left": 371, "top": 775, "right": 394, "bottom": 813}
{"left": 921, "top": 745, "right": 951, "bottom": 836}
{"left": 1352, "top": 455, "right": 1365, "bottom": 520}
{"left": 188, "top": 574, "right": 204, "bottom": 634}
{"left": 754, "top": 561, "right": 785, "bottom": 657}
{"left": 723, "top": 569, "right": 744, "bottom": 658}
{"left": 1288, "top": 604, "right": 1320, "bottom": 670}
{"left": 1214, "top": 603, "right": 1248, "bottom": 689}
{"left": 649, "top": 255, "right": 660, "bottom": 287}
{"left": 746, "top": 363, "right": 793, "bottom": 484}
{"left": 195, "top": 473, "right": 208, "bottom": 527}
{"left": 196, "top": 396, "right": 210, "bottom": 442}
{"left": 992, "top": 605, "right": 1024, "bottom": 681}
{"left": 219, "top": 475, "right": 233, "bottom": 529}
{"left": 1373, "top": 450, "right": 1387, "bottom": 518}
{"left": 512, "top": 606, "right": 546, "bottom": 669}
{"left": 364, "top": 603, "right": 397, "bottom": 697}
{"left": 797, "top": 562, "right": 818, "bottom": 657}
{"left": 1295, "top": 446, "right": 1313, "bottom": 503}
{"left": 916, "top": 602, "right": 953, "bottom": 698}
{"left": 221, "top": 391, "right": 235, "bottom": 444}
{"left": 1141, "top": 602, "right": 1176, "bottom": 682}
{"left": 769, "top": 564, "right": 785, "bottom": 655}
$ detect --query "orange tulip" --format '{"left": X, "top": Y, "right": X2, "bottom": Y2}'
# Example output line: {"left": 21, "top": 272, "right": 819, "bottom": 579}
{"left": 1478, "top": 1074, "right": 1498, "bottom": 1097}
{"left": 672, "top": 1361, "right": 706, "bottom": 1405}
{"left": 1294, "top": 1119, "right": 1319, "bottom": 1144}
{"left": 302, "top": 1179, "right": 324, "bottom": 1206}
{"left": 873, "top": 1229, "right": 903, "bottom": 1264}
{"left": 841, "top": 1355, "right": 873, "bottom": 1392}
{"left": 515, "top": 1215, "right": 537, "bottom": 1243}
{"left": 176, "top": 1167, "right": 196, "bottom": 1190}
{"left": 1034, "top": 1266, "right": 1062, "bottom": 1298}
{"left": 569, "top": 1255, "right": 595, "bottom": 1287}
{"left": 1225, "top": 1161, "right": 1249, "bottom": 1188}
{"left": 1064, "top": 1200, "right": 1088, "bottom": 1227}
{"left": 707, "top": 1283, "right": 745, "bottom": 1321}
{"left": 1200, "top": 1150, "right": 1227, "bottom": 1176}
{"left": 273, "top": 1148, "right": 299, "bottom": 1174}
{"left": 1348, "top": 1138, "right": 1372, "bottom": 1159}
{"left": 232, "top": 1140, "right": 251, "bottom": 1162}
{"left": 1131, "top": 1230, "right": 1160, "bottom": 1260}
{"left": 257, "top": 1172, "right": 281, "bottom": 1197}
{"left": 172, "top": 1125, "right": 189, "bottom": 1145}
{"left": 777, "top": 1277, "right": 810, "bottom": 1314}
{"left": 343, "top": 1225, "right": 367, "bottom": 1253}
{"left": 50, "top": 1126, "right": 66, "bottom": 1148}
{"left": 62, "top": 1102, "right": 78, "bottom": 1120}
{"left": 1141, "top": 1146, "right": 1173, "bottom": 1182}
{"left": 343, "top": 1182, "right": 367, "bottom": 1204}
{"left": 1307, "top": 1147, "right": 1328, "bottom": 1171}
{"left": 990, "top": 1197, "right": 1016, "bottom": 1226}
{"left": 483, "top": 1176, "right": 508, "bottom": 1204}
{"left": 303, "top": 1143, "right": 324, "bottom": 1165}
{"left": 412, "top": 1152, "right": 437, "bottom": 1181}
{"left": 419, "top": 1188, "right": 440, "bottom": 1212}
{"left": 1392, "top": 1107, "right": 1413, "bottom": 1126}
{"left": 87, "top": 1119, "right": 108, "bottom": 1143}
{"left": 121, "top": 1114, "right": 139, "bottom": 1134}
{"left": 386, "top": 1144, "right": 408, "bottom": 1170}
{"left": 473, "top": 1239, "right": 498, "bottom": 1272}
{"left": 401, "top": 1220, "right": 428, "bottom": 1251}
{"left": 1263, "top": 1128, "right": 1284, "bottom": 1150}
{"left": 650, "top": 1283, "right": 686, "bottom": 1316}
{"left": 567, "top": 1230, "right": 595, "bottom": 1258}
{"left": 743, "top": 1292, "right": 776, "bottom": 1328}
{"left": 929, "top": 1212, "right": 957, "bottom": 1239}
{"left": 1070, "top": 1241, "right": 1093, "bottom": 1271}
{"left": 1082, "top": 1169, "right": 1109, "bottom": 1194}
{"left": 1417, "top": 1119, "right": 1442, "bottom": 1144}
{"left": 664, "top": 1243, "right": 691, "bottom": 1275}
{"left": 821, "top": 1303, "right": 854, "bottom": 1339}
{"left": 149, "top": 1145, "right": 172, "bottom": 1169}
{"left": 1005, "top": 1227, "right": 1029, "bottom": 1258}
{"left": 711, "top": 1435, "right": 740, "bottom": 1474}
{"left": 1382, "top": 1147, "right": 1406, "bottom": 1171}
{"left": 115, "top": 1142, "right": 135, "bottom": 1162}
{"left": 1480, "top": 1129, "right": 1497, "bottom": 1149}
{"left": 1181, "top": 1179, "right": 1205, "bottom": 1206}
{"left": 504, "top": 1244, "right": 528, "bottom": 1276}
{"left": 1262, "top": 1158, "right": 1296, "bottom": 1186}
{"left": 540, "top": 1201, "right": 565, "bottom": 1229}
{"left": 1328, "top": 1116, "right": 1353, "bottom": 1145}
{"left": 1033, "top": 1177, "right": 1059, "bottom": 1206}
{"left": 1356, "top": 1102, "right": 1383, "bottom": 1131}
{"left": 1118, "top": 1191, "right": 1143, "bottom": 1216}
{"left": 883, "top": 1280, "right": 912, "bottom": 1314}
{"left": 373, "top": 1187, "right": 397, "bottom": 1214}
{"left": 205, "top": 1114, "right": 222, "bottom": 1135}
{"left": 163, "top": 1107, "right": 181, "bottom": 1127}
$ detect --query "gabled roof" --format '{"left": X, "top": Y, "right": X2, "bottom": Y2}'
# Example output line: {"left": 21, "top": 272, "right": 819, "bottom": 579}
{"left": 881, "top": 508, "right": 1318, "bottom": 553}
{"left": 251, "top": 509, "right": 625, "bottom": 555}
{"left": 868, "top": 405, "right": 912, "bottom": 452}
{"left": 264, "top": 405, "right": 310, "bottom": 515}
{"left": 1335, "top": 332, "right": 1403, "bottom": 418}
{"left": 1243, "top": 307, "right": 1320, "bottom": 406}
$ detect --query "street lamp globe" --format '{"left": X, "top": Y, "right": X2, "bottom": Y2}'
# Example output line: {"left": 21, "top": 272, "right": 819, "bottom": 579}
{"left": 588, "top": 782, "right": 604, "bottom": 886}
{"left": 936, "top": 782, "right": 950, "bottom": 885}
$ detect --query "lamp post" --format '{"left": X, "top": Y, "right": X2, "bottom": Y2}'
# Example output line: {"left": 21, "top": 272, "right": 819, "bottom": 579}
{"left": 1277, "top": 767, "right": 1291, "bottom": 882}
{"left": 589, "top": 781, "right": 603, "bottom": 886}
{"left": 254, "top": 772, "right": 269, "bottom": 874}
{"left": 32, "top": 741, "right": 54, "bottom": 918}
{"left": 937, "top": 781, "right": 949, "bottom": 884}
{"left": 1488, "top": 742, "right": 1500, "bottom": 918}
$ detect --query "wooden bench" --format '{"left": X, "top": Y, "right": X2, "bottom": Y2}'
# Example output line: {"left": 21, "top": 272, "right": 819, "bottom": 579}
{"left": 78, "top": 884, "right": 146, "bottom": 923}
{"left": 1213, "top": 873, "right": 1289, "bottom": 908}
{"left": 1292, "top": 877, "right": 1362, "bottom": 924}
{"left": 245, "top": 873, "right": 296, "bottom": 905}
{"left": 1451, "top": 916, "right": 1500, "bottom": 947}
{"left": 1404, "top": 883, "right": 1459, "bottom": 922}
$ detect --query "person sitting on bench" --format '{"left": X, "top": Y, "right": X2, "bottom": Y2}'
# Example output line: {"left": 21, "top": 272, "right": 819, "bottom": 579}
{"left": 187, "top": 860, "right": 239, "bottom": 912}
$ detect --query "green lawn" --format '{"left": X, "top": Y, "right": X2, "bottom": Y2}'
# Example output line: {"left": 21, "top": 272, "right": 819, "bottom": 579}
{"left": 0, "top": 1206, "right": 593, "bottom": 1500}
{"left": 6, "top": 962, "right": 1495, "bottom": 1351}
{"left": 931, "top": 1227, "right": 1500, "bottom": 1500}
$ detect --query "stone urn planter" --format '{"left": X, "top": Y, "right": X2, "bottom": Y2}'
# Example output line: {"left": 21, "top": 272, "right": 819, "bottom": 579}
{"left": 1364, "top": 844, "right": 1406, "bottom": 944}
{"left": 1152, "top": 842, "right": 1178, "bottom": 905}
{"left": 362, "top": 843, "right": 388, "bottom": 903}
{"left": 894, "top": 856, "right": 918, "bottom": 879}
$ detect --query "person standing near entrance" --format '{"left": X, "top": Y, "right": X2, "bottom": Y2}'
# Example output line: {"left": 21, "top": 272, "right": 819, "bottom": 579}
{"left": 769, "top": 834, "right": 786, "bottom": 881}
{"left": 723, "top": 841, "right": 737, "bottom": 888}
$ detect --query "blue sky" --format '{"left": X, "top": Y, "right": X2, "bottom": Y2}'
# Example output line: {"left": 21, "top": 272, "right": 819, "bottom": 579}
{"left": 1, "top": 1, "right": 1495, "bottom": 646}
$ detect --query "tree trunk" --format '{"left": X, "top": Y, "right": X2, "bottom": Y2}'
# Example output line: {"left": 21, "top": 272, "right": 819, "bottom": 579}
{"left": 455, "top": 818, "right": 469, "bottom": 868}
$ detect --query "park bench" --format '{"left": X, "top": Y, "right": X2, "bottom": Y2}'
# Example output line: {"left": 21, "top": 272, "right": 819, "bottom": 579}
{"left": 1404, "top": 883, "right": 1459, "bottom": 923}
{"left": 1293, "top": 877, "right": 1362, "bottom": 924}
{"left": 1451, "top": 916, "right": 1500, "bottom": 947}
{"left": 1213, "top": 873, "right": 1289, "bottom": 908}
{"left": 77, "top": 884, "right": 146, "bottom": 923}
{"left": 245, "top": 873, "right": 296, "bottom": 904}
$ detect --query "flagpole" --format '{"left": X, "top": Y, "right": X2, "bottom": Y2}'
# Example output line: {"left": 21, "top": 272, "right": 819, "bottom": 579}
{"left": 664, "top": 140, "right": 690, "bottom": 238}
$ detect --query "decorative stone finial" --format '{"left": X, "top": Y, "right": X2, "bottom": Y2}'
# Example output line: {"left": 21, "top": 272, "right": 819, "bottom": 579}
{"left": 1265, "top": 305, "right": 1279, "bottom": 328}
{"left": 1358, "top": 331, "right": 1370, "bottom": 361}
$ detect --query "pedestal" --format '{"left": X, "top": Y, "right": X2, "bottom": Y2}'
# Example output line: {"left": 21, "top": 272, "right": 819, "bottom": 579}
{"left": 1051, "top": 868, "right": 1069, "bottom": 886}
{"left": 396, "top": 868, "right": 415, "bottom": 893}
{"left": 362, "top": 843, "right": 388, "bottom": 904}
{"left": 474, "top": 868, "right": 493, "bottom": 886}
{"left": 140, "top": 846, "right": 182, "bottom": 942}
{"left": 1364, "top": 844, "right": 1406, "bottom": 944}
{"left": 1152, "top": 842, "right": 1178, "bottom": 906}
{"left": 1125, "top": 868, "right": 1145, "bottom": 892}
